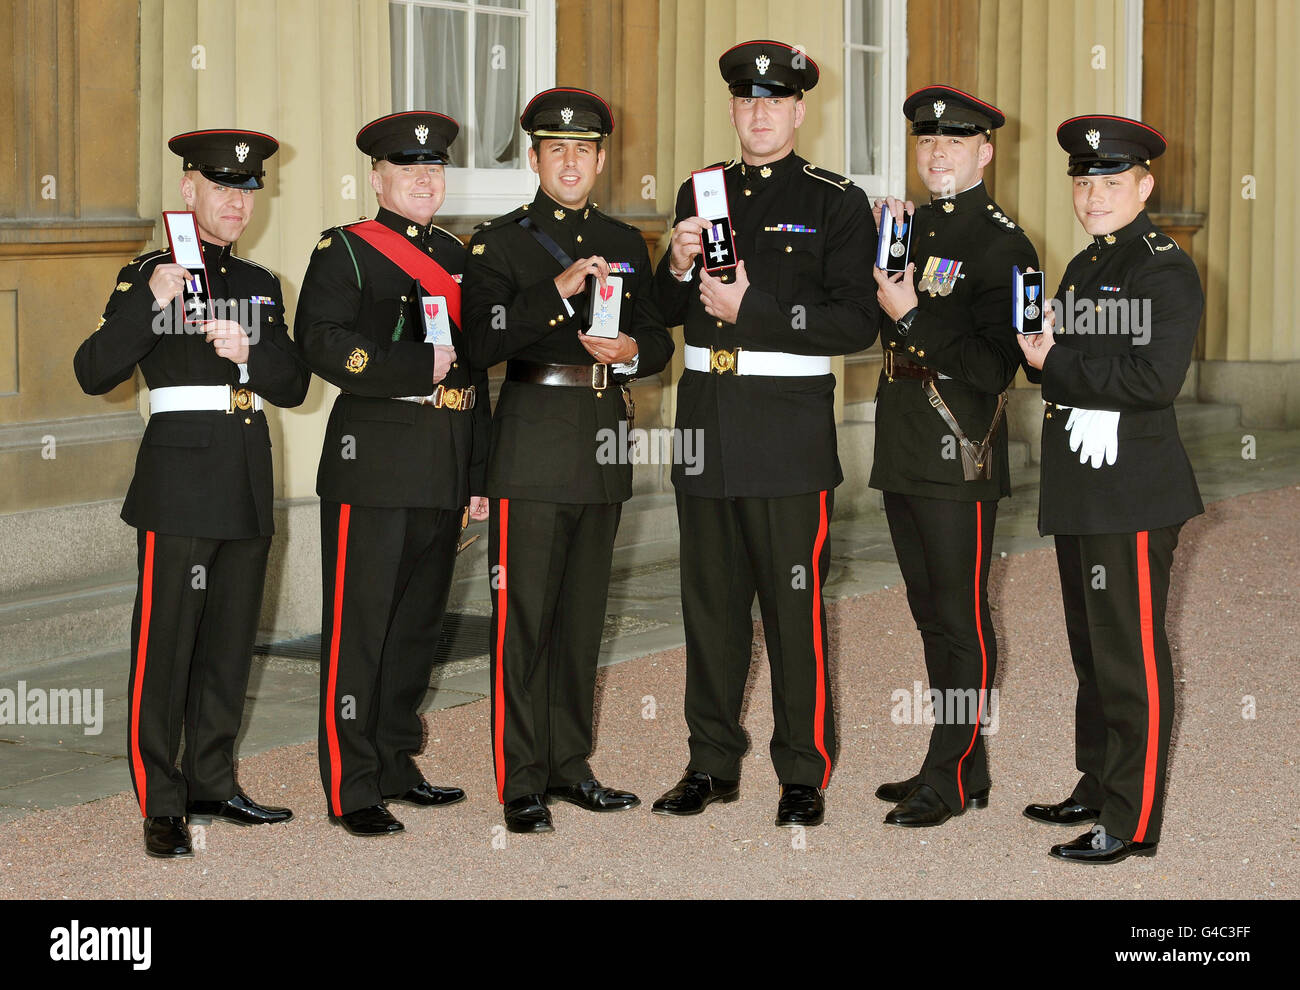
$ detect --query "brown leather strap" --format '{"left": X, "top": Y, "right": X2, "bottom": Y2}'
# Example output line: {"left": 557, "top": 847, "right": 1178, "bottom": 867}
{"left": 883, "top": 350, "right": 937, "bottom": 381}
{"left": 922, "top": 380, "right": 1009, "bottom": 448}
{"left": 506, "top": 359, "right": 610, "bottom": 389}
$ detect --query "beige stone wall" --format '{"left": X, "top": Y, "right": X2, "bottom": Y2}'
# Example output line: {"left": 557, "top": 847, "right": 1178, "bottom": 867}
{"left": 138, "top": 0, "right": 394, "bottom": 501}
{"left": 1193, "top": 0, "right": 1300, "bottom": 362}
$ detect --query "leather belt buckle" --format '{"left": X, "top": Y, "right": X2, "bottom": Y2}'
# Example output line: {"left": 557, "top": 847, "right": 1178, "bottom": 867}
{"left": 228, "top": 387, "right": 254, "bottom": 414}
{"left": 709, "top": 345, "right": 740, "bottom": 375}
{"left": 591, "top": 363, "right": 609, "bottom": 390}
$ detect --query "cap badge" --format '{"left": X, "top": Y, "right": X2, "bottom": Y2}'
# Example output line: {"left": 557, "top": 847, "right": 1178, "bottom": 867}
{"left": 933, "top": 100, "right": 946, "bottom": 118}
{"left": 415, "top": 123, "right": 429, "bottom": 145}
{"left": 234, "top": 142, "right": 250, "bottom": 163}
{"left": 756, "top": 54, "right": 771, "bottom": 75}
{"left": 561, "top": 107, "right": 574, "bottom": 126}
{"left": 1085, "top": 128, "right": 1101, "bottom": 150}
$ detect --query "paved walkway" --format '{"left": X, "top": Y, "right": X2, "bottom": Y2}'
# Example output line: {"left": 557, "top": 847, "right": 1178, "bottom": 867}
{"left": 0, "top": 424, "right": 1296, "bottom": 897}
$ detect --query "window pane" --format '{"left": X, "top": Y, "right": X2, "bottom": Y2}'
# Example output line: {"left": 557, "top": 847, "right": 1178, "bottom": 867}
{"left": 849, "top": 49, "right": 881, "bottom": 176}
{"left": 475, "top": 12, "right": 525, "bottom": 169}
{"left": 479, "top": 0, "right": 523, "bottom": 8}
{"left": 413, "top": 6, "right": 469, "bottom": 167}
{"left": 849, "top": 0, "right": 883, "bottom": 47}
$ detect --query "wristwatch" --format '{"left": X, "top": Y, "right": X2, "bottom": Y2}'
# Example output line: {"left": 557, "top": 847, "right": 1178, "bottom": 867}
{"left": 895, "top": 307, "right": 919, "bottom": 336}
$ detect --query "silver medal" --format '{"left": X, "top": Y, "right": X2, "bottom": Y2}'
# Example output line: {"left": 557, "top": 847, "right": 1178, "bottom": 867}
{"left": 889, "top": 240, "right": 905, "bottom": 258}
{"left": 1025, "top": 304, "right": 1040, "bottom": 320}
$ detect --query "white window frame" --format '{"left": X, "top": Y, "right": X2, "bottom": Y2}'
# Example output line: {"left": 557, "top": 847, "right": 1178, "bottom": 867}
{"left": 391, "top": 0, "right": 555, "bottom": 216}
{"left": 843, "top": 0, "right": 907, "bottom": 200}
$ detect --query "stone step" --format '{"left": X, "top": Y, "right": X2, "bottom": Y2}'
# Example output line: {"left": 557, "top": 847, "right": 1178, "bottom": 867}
{"left": 0, "top": 571, "right": 136, "bottom": 675}
{"left": 1174, "top": 400, "right": 1241, "bottom": 439}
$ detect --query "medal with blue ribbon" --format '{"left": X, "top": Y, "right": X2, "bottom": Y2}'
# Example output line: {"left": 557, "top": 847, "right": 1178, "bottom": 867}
{"left": 1024, "top": 283, "right": 1040, "bottom": 321}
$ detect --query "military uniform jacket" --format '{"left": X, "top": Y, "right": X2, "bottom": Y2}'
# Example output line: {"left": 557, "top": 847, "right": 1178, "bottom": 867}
{"left": 73, "top": 243, "right": 309, "bottom": 540}
{"left": 296, "top": 208, "right": 488, "bottom": 509}
{"left": 1027, "top": 211, "right": 1203, "bottom": 535}
{"left": 462, "top": 189, "right": 673, "bottom": 504}
{"left": 653, "top": 153, "right": 880, "bottom": 498}
{"left": 869, "top": 182, "right": 1039, "bottom": 502}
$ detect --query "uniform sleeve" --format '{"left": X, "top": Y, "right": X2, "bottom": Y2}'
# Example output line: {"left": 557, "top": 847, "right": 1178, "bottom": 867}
{"left": 729, "top": 183, "right": 881, "bottom": 356}
{"left": 650, "top": 180, "right": 698, "bottom": 327}
{"left": 468, "top": 358, "right": 490, "bottom": 495}
{"left": 625, "top": 236, "right": 674, "bottom": 378}
{"left": 1040, "top": 251, "right": 1203, "bottom": 412}
{"left": 893, "top": 230, "right": 1039, "bottom": 393}
{"left": 73, "top": 262, "right": 165, "bottom": 394}
{"left": 294, "top": 231, "right": 438, "bottom": 396}
{"left": 244, "top": 273, "right": 310, "bottom": 408}
{"left": 461, "top": 230, "right": 570, "bottom": 369}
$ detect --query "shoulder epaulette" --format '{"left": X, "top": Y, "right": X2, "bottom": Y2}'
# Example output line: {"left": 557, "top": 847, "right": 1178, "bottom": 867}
{"left": 236, "top": 255, "right": 279, "bottom": 278}
{"left": 590, "top": 205, "right": 639, "bottom": 233}
{"left": 982, "top": 202, "right": 1020, "bottom": 233}
{"left": 429, "top": 222, "right": 464, "bottom": 246}
{"left": 475, "top": 204, "right": 531, "bottom": 232}
{"left": 130, "top": 247, "right": 170, "bottom": 267}
{"left": 1142, "top": 230, "right": 1179, "bottom": 254}
{"left": 803, "top": 164, "right": 854, "bottom": 191}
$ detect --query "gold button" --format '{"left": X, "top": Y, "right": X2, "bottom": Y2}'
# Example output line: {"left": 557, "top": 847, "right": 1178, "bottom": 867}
{"left": 917, "top": 350, "right": 925, "bottom": 357}
{"left": 888, "top": 340, "right": 896, "bottom": 348}
{"left": 716, "top": 320, "right": 723, "bottom": 328}
{"left": 907, "top": 345, "right": 916, "bottom": 353}
{"left": 743, "top": 189, "right": 752, "bottom": 196}
{"left": 549, "top": 319, "right": 556, "bottom": 326}
{"left": 596, "top": 391, "right": 603, "bottom": 397}
{"left": 1069, "top": 284, "right": 1075, "bottom": 291}
{"left": 401, "top": 296, "right": 407, "bottom": 302}
{"left": 1090, "top": 256, "right": 1097, "bottom": 262}
{"left": 221, "top": 266, "right": 227, "bottom": 273}
{"left": 267, "top": 316, "right": 272, "bottom": 322}
{"left": 244, "top": 417, "right": 251, "bottom": 424}
{"left": 785, "top": 245, "right": 792, "bottom": 253}
{"left": 721, "top": 275, "right": 729, "bottom": 282}
{"left": 928, "top": 231, "right": 935, "bottom": 237}
{"left": 1046, "top": 411, "right": 1052, "bottom": 419}
{"left": 577, "top": 235, "right": 583, "bottom": 243}
{"left": 557, "top": 315, "right": 564, "bottom": 322}
{"left": 625, "top": 292, "right": 631, "bottom": 299}
{"left": 453, "top": 362, "right": 458, "bottom": 368}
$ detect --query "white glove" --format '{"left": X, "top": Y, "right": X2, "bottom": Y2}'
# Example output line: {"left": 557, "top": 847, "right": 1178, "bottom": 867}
{"left": 1065, "top": 406, "right": 1119, "bottom": 469}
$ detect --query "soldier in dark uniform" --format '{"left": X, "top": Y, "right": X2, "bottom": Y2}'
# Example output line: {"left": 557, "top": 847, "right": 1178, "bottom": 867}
{"left": 462, "top": 88, "right": 673, "bottom": 834}
{"left": 296, "top": 112, "right": 489, "bottom": 837}
{"left": 869, "top": 87, "right": 1039, "bottom": 827}
{"left": 74, "top": 130, "right": 308, "bottom": 858}
{"left": 649, "top": 42, "right": 879, "bottom": 828}
{"left": 1018, "top": 116, "right": 1202, "bottom": 864}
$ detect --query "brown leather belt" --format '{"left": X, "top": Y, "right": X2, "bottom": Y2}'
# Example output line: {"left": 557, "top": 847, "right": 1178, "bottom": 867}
{"left": 882, "top": 349, "right": 937, "bottom": 382}
{"left": 507, "top": 359, "right": 611, "bottom": 390}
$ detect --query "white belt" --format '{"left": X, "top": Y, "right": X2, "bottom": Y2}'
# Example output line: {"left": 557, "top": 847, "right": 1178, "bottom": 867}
{"left": 150, "top": 385, "right": 263, "bottom": 414}
{"left": 684, "top": 344, "right": 831, "bottom": 377}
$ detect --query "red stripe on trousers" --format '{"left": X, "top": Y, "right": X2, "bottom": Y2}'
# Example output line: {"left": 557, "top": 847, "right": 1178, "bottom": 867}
{"left": 493, "top": 499, "right": 509, "bottom": 803}
{"left": 324, "top": 504, "right": 351, "bottom": 817}
{"left": 955, "top": 501, "right": 989, "bottom": 807}
{"left": 1134, "top": 531, "right": 1159, "bottom": 842}
{"left": 811, "top": 490, "right": 832, "bottom": 788}
{"left": 130, "top": 531, "right": 155, "bottom": 817}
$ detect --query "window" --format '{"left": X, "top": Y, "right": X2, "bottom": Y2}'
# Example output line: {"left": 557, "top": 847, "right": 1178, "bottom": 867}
{"left": 843, "top": 0, "right": 907, "bottom": 199}
{"left": 390, "top": 0, "right": 555, "bottom": 215}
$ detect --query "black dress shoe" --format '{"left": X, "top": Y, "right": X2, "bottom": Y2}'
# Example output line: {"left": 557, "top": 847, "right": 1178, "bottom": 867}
{"left": 504, "top": 794, "right": 554, "bottom": 834}
{"left": 330, "top": 804, "right": 404, "bottom": 837}
{"left": 775, "top": 784, "right": 825, "bottom": 827}
{"left": 966, "top": 786, "right": 990, "bottom": 810}
{"left": 187, "top": 792, "right": 294, "bottom": 827}
{"left": 386, "top": 780, "right": 466, "bottom": 808}
{"left": 1049, "top": 827, "right": 1157, "bottom": 864}
{"left": 651, "top": 770, "right": 740, "bottom": 817}
{"left": 1023, "top": 797, "right": 1100, "bottom": 826}
{"left": 874, "top": 774, "right": 921, "bottom": 803}
{"left": 884, "top": 783, "right": 957, "bottom": 827}
{"left": 546, "top": 778, "right": 640, "bottom": 812}
{"left": 143, "top": 816, "right": 193, "bottom": 859}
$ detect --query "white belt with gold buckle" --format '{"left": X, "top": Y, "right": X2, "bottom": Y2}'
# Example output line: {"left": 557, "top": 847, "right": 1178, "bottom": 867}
{"left": 683, "top": 344, "right": 831, "bottom": 377}
{"left": 149, "top": 385, "right": 263, "bottom": 414}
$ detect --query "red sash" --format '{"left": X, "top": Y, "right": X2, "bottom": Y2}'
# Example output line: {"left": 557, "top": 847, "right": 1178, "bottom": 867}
{"left": 346, "top": 220, "right": 462, "bottom": 328}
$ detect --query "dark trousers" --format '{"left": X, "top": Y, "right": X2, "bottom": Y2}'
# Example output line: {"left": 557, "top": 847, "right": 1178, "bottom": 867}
{"left": 1055, "top": 526, "right": 1180, "bottom": 844}
{"left": 488, "top": 497, "right": 621, "bottom": 803}
{"left": 318, "top": 501, "right": 460, "bottom": 816}
{"left": 125, "top": 529, "right": 270, "bottom": 817}
{"left": 677, "top": 489, "right": 836, "bottom": 787}
{"left": 883, "top": 492, "right": 998, "bottom": 812}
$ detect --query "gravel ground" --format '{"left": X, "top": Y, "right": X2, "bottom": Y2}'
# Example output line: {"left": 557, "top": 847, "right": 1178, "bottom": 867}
{"left": 1, "top": 486, "right": 1295, "bottom": 900}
